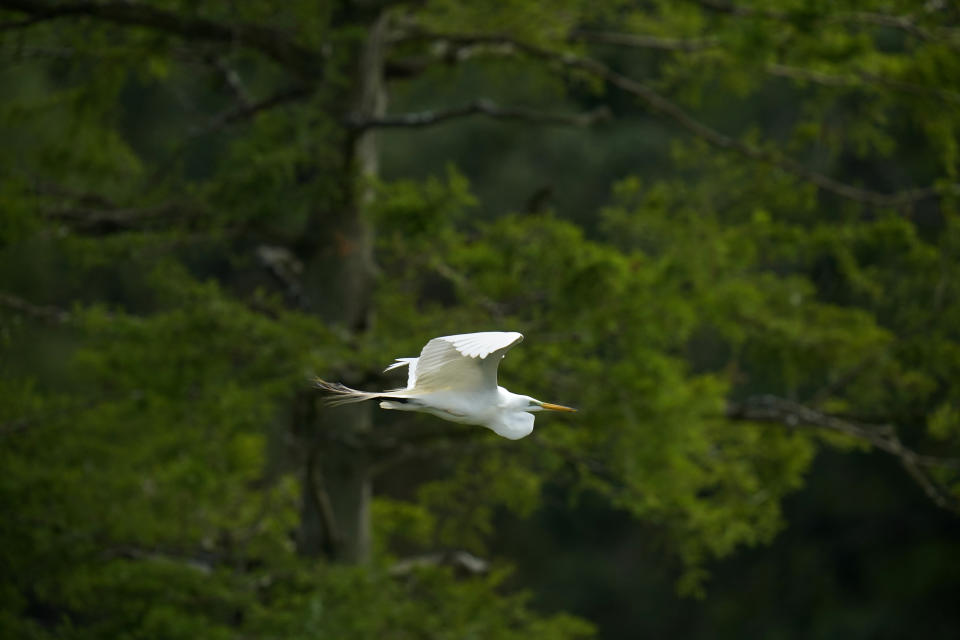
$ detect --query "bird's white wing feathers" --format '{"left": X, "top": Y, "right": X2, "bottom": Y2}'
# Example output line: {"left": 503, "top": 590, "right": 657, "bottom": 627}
{"left": 411, "top": 332, "right": 523, "bottom": 393}
{"left": 441, "top": 332, "right": 524, "bottom": 358}
{"left": 384, "top": 357, "right": 418, "bottom": 387}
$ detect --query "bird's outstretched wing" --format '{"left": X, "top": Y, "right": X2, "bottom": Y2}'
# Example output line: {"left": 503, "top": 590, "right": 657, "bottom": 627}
{"left": 412, "top": 332, "right": 523, "bottom": 393}
{"left": 384, "top": 357, "right": 418, "bottom": 388}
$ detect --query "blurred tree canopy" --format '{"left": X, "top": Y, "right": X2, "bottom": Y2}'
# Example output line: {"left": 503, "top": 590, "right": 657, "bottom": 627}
{"left": 1, "top": 0, "right": 959, "bottom": 638}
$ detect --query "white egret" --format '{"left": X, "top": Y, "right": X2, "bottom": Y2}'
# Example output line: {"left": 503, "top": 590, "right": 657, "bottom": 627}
{"left": 315, "top": 331, "right": 576, "bottom": 440}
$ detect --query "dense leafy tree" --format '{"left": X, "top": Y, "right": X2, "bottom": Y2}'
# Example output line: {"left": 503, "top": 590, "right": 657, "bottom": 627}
{"left": 2, "top": 0, "right": 958, "bottom": 637}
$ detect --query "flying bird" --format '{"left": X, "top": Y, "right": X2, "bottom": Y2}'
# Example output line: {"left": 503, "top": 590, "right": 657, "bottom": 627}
{"left": 315, "top": 332, "right": 576, "bottom": 440}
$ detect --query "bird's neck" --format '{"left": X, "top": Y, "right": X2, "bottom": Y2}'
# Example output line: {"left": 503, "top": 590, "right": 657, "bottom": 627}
{"left": 496, "top": 387, "right": 525, "bottom": 410}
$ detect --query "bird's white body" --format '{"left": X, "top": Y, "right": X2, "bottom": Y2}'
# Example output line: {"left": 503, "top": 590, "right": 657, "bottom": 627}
{"left": 381, "top": 386, "right": 536, "bottom": 440}
{"left": 316, "top": 332, "right": 575, "bottom": 440}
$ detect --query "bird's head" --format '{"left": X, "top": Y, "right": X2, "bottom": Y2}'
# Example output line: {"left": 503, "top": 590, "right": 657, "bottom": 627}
{"left": 515, "top": 394, "right": 577, "bottom": 414}
{"left": 491, "top": 391, "right": 577, "bottom": 439}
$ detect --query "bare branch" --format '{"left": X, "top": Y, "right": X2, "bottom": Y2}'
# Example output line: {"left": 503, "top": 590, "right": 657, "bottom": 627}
{"left": 371, "top": 432, "right": 492, "bottom": 477}
{"left": 856, "top": 70, "right": 960, "bottom": 105}
{"left": 29, "top": 182, "right": 218, "bottom": 236}
{"left": 0, "top": 390, "right": 150, "bottom": 438}
{"left": 693, "top": 0, "right": 788, "bottom": 20}
{"left": 559, "top": 68, "right": 955, "bottom": 208}
{"left": 31, "top": 181, "right": 118, "bottom": 208}
{"left": 533, "top": 436, "right": 644, "bottom": 503}
{"left": 765, "top": 63, "right": 960, "bottom": 105}
{"left": 572, "top": 29, "right": 718, "bottom": 52}
{"left": 566, "top": 31, "right": 960, "bottom": 105}
{"left": 763, "top": 63, "right": 857, "bottom": 87}
{"left": 402, "top": 31, "right": 959, "bottom": 209}
{"left": 806, "top": 354, "right": 884, "bottom": 407}
{"left": 0, "top": 0, "right": 324, "bottom": 76}
{"left": 256, "top": 245, "right": 306, "bottom": 308}
{"left": 427, "top": 258, "right": 505, "bottom": 318}
{"left": 1, "top": 399, "right": 98, "bottom": 437}
{"left": 899, "top": 455, "right": 960, "bottom": 514}
{"left": 727, "top": 395, "right": 960, "bottom": 469}
{"left": 1, "top": 44, "right": 76, "bottom": 63}
{"left": 205, "top": 54, "right": 253, "bottom": 108}
{"left": 302, "top": 445, "right": 340, "bottom": 558}
{"left": 727, "top": 395, "right": 960, "bottom": 513}
{"left": 693, "top": 1, "right": 960, "bottom": 49}
{"left": 349, "top": 99, "right": 611, "bottom": 131}
{"left": 835, "top": 10, "right": 954, "bottom": 45}
{"left": 191, "top": 84, "right": 314, "bottom": 136}
{"left": 0, "top": 291, "right": 70, "bottom": 324}
{"left": 0, "top": 12, "right": 47, "bottom": 29}
{"left": 147, "top": 84, "right": 313, "bottom": 186}
{"left": 389, "top": 550, "right": 489, "bottom": 577}
{"left": 102, "top": 546, "right": 218, "bottom": 574}
{"left": 44, "top": 202, "right": 198, "bottom": 235}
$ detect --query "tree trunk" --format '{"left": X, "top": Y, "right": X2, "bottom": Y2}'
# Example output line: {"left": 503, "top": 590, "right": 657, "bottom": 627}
{"left": 295, "top": 10, "right": 388, "bottom": 564}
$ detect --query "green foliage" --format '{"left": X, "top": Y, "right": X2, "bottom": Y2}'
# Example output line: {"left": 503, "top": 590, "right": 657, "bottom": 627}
{"left": 375, "top": 180, "right": 834, "bottom": 591}
{"left": 256, "top": 564, "right": 594, "bottom": 640}
{"left": 418, "top": 0, "right": 626, "bottom": 44}
{"left": 2, "top": 0, "right": 960, "bottom": 637}
{"left": 417, "top": 450, "right": 544, "bottom": 552}
{"left": 371, "top": 165, "right": 475, "bottom": 240}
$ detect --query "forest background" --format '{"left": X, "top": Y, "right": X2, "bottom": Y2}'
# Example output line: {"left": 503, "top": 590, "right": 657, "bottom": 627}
{"left": 2, "top": 0, "right": 960, "bottom": 638}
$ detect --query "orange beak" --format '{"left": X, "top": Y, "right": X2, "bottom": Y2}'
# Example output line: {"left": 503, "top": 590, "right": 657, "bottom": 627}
{"left": 540, "top": 402, "right": 577, "bottom": 412}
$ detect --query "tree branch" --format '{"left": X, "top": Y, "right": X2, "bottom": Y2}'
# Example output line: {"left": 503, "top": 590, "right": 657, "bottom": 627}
{"left": 0, "top": 291, "right": 71, "bottom": 324}
{"left": 402, "top": 31, "right": 959, "bottom": 209}
{"left": 0, "top": 11, "right": 46, "bottom": 29}
{"left": 535, "top": 437, "right": 632, "bottom": 491}
{"left": 43, "top": 202, "right": 200, "bottom": 235}
{"left": 693, "top": 0, "right": 960, "bottom": 49}
{"left": 371, "top": 435, "right": 492, "bottom": 477}
{"left": 204, "top": 54, "right": 253, "bottom": 109}
{"left": 256, "top": 245, "right": 306, "bottom": 308}
{"left": 349, "top": 99, "right": 610, "bottom": 131}
{"left": 389, "top": 550, "right": 489, "bottom": 577}
{"left": 727, "top": 395, "right": 960, "bottom": 513}
{"left": 32, "top": 181, "right": 118, "bottom": 208}
{"left": 303, "top": 445, "right": 340, "bottom": 558}
{"left": 0, "top": 0, "right": 324, "bottom": 76}
{"left": 102, "top": 545, "right": 219, "bottom": 574}
{"left": 427, "top": 258, "right": 505, "bottom": 317}
{"left": 834, "top": 10, "right": 960, "bottom": 48}
{"left": 148, "top": 84, "right": 314, "bottom": 186}
{"left": 1, "top": 399, "right": 100, "bottom": 437}
{"left": 571, "top": 29, "right": 718, "bottom": 52}
{"left": 765, "top": 63, "right": 960, "bottom": 105}
{"left": 693, "top": 0, "right": 787, "bottom": 20}
{"left": 191, "top": 84, "right": 314, "bottom": 136}
{"left": 566, "top": 31, "right": 960, "bottom": 105}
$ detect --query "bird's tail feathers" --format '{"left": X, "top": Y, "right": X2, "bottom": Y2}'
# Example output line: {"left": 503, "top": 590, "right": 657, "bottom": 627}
{"left": 314, "top": 379, "right": 383, "bottom": 406}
